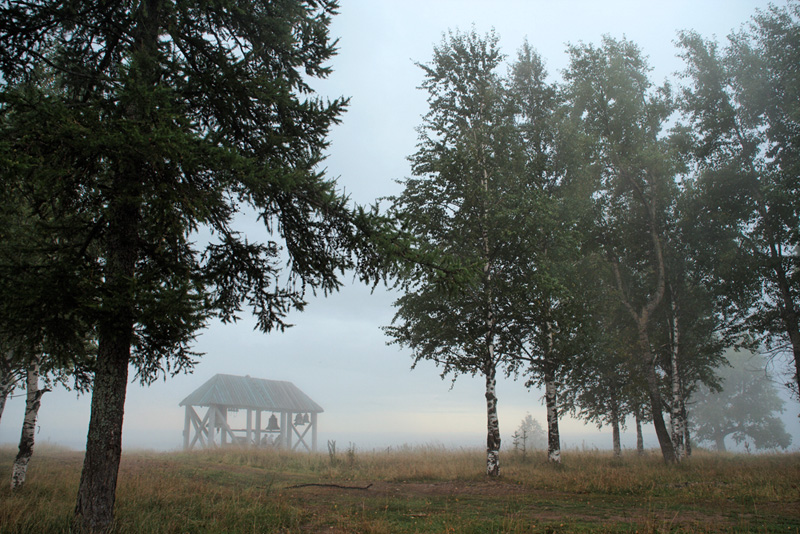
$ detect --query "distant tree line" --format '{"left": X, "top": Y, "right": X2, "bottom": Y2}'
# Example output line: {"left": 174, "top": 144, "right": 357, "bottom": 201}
{"left": 385, "top": 1, "right": 798, "bottom": 475}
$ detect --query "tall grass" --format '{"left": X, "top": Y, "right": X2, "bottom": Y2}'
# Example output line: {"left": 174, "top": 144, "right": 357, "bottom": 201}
{"left": 1, "top": 444, "right": 798, "bottom": 533}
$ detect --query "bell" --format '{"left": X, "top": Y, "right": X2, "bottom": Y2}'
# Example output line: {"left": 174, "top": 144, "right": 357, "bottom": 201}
{"left": 303, "top": 413, "right": 310, "bottom": 424}
{"left": 266, "top": 414, "right": 280, "bottom": 432}
{"left": 294, "top": 413, "right": 305, "bottom": 426}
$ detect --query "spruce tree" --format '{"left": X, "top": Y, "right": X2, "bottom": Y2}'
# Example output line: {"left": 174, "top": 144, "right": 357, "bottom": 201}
{"left": 0, "top": 1, "right": 384, "bottom": 530}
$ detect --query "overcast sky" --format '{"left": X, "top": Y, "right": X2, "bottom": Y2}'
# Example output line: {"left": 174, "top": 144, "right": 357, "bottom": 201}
{"left": 3, "top": 0, "right": 798, "bottom": 453}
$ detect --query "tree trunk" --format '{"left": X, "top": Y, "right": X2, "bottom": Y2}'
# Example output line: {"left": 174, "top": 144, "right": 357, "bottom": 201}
{"left": 485, "top": 363, "right": 501, "bottom": 477}
{"left": 669, "top": 293, "right": 685, "bottom": 461}
{"left": 10, "top": 357, "right": 47, "bottom": 490}
{"left": 638, "top": 325, "right": 678, "bottom": 464}
{"left": 0, "top": 388, "right": 8, "bottom": 426}
{"left": 74, "top": 176, "right": 139, "bottom": 533}
{"left": 634, "top": 405, "right": 644, "bottom": 455}
{"left": 751, "top": 168, "right": 800, "bottom": 399}
{"left": 610, "top": 391, "right": 621, "bottom": 457}
{"left": 645, "top": 372, "right": 677, "bottom": 463}
{"left": 609, "top": 165, "right": 674, "bottom": 463}
{"left": 715, "top": 434, "right": 726, "bottom": 452}
{"left": 74, "top": 330, "right": 132, "bottom": 532}
{"left": 544, "top": 375, "right": 561, "bottom": 464}
{"left": 479, "top": 157, "right": 500, "bottom": 477}
{"left": 610, "top": 253, "right": 675, "bottom": 462}
{"left": 787, "top": 318, "right": 800, "bottom": 399}
{"left": 73, "top": 1, "right": 159, "bottom": 531}
{"left": 543, "top": 324, "right": 561, "bottom": 464}
{"left": 682, "top": 401, "right": 692, "bottom": 457}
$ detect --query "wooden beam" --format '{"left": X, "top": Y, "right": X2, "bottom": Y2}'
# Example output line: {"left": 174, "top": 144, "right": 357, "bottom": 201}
{"left": 280, "top": 412, "right": 288, "bottom": 449}
{"left": 220, "top": 406, "right": 228, "bottom": 445}
{"left": 255, "top": 410, "right": 262, "bottom": 447}
{"left": 311, "top": 412, "right": 318, "bottom": 452}
{"left": 183, "top": 406, "right": 191, "bottom": 450}
{"left": 214, "top": 405, "right": 237, "bottom": 445}
{"left": 208, "top": 404, "right": 217, "bottom": 448}
{"left": 291, "top": 422, "right": 312, "bottom": 452}
{"left": 246, "top": 409, "right": 252, "bottom": 446}
{"left": 190, "top": 408, "right": 207, "bottom": 449}
{"left": 286, "top": 412, "right": 293, "bottom": 450}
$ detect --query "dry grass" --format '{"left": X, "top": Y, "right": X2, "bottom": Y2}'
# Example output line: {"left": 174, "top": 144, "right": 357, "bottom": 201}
{"left": 0, "top": 444, "right": 798, "bottom": 533}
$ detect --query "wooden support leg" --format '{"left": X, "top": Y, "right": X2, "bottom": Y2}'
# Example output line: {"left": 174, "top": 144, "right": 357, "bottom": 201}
{"left": 209, "top": 404, "right": 217, "bottom": 448}
{"left": 246, "top": 409, "right": 252, "bottom": 446}
{"left": 220, "top": 406, "right": 228, "bottom": 446}
{"left": 280, "top": 412, "right": 287, "bottom": 449}
{"left": 183, "top": 406, "right": 191, "bottom": 450}
{"left": 255, "top": 411, "right": 262, "bottom": 447}
{"left": 311, "top": 412, "right": 318, "bottom": 452}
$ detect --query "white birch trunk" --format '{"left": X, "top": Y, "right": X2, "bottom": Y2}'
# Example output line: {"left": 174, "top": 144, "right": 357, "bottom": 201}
{"left": 669, "top": 293, "right": 685, "bottom": 461}
{"left": 11, "top": 358, "right": 47, "bottom": 490}
{"left": 479, "top": 160, "right": 501, "bottom": 477}
{"left": 544, "top": 378, "right": 561, "bottom": 463}
{"left": 543, "top": 323, "right": 561, "bottom": 463}
{"left": 485, "top": 363, "right": 501, "bottom": 477}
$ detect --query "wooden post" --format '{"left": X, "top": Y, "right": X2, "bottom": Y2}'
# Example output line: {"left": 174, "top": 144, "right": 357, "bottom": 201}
{"left": 286, "top": 412, "right": 293, "bottom": 450}
{"left": 220, "top": 406, "right": 228, "bottom": 446}
{"left": 209, "top": 405, "right": 217, "bottom": 448}
{"left": 246, "top": 409, "right": 252, "bottom": 446}
{"left": 183, "top": 406, "right": 191, "bottom": 450}
{"left": 311, "top": 412, "right": 318, "bottom": 452}
{"left": 280, "top": 411, "right": 287, "bottom": 449}
{"left": 255, "top": 410, "right": 262, "bottom": 447}
{"left": 191, "top": 406, "right": 211, "bottom": 449}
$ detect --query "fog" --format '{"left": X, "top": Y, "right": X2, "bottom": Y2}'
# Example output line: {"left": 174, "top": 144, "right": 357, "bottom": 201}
{"left": 3, "top": 0, "right": 799, "bottom": 454}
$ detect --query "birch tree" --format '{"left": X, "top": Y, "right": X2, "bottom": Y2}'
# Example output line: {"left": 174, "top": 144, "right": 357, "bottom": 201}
{"left": 658, "top": 255, "right": 727, "bottom": 459}
{"left": 561, "top": 37, "right": 683, "bottom": 463}
{"left": 503, "top": 42, "right": 583, "bottom": 465}
{"left": 558, "top": 279, "right": 643, "bottom": 458}
{"left": 10, "top": 355, "right": 49, "bottom": 490}
{"left": 386, "top": 29, "right": 531, "bottom": 477}
{"left": 677, "top": 1, "right": 800, "bottom": 398}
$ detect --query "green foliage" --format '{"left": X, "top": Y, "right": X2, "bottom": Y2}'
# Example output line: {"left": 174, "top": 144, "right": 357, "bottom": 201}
{"left": 558, "top": 35, "right": 685, "bottom": 462}
{"left": 385, "top": 28, "right": 581, "bottom": 476}
{"left": 690, "top": 348, "right": 792, "bottom": 451}
{"left": 0, "top": 1, "right": 396, "bottom": 528}
{"left": 0, "top": 0, "right": 386, "bottom": 384}
{"left": 561, "top": 36, "right": 679, "bottom": 311}
{"left": 677, "top": 1, "right": 800, "bottom": 395}
{"left": 386, "top": 28, "right": 584, "bottom": 397}
{"left": 385, "top": 28, "right": 522, "bottom": 377}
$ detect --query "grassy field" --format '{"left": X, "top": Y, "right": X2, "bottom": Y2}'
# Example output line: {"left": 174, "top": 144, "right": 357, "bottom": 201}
{"left": 0, "top": 444, "right": 798, "bottom": 533}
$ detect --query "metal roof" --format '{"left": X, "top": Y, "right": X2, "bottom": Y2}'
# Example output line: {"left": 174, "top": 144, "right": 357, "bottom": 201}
{"left": 179, "top": 374, "right": 323, "bottom": 413}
